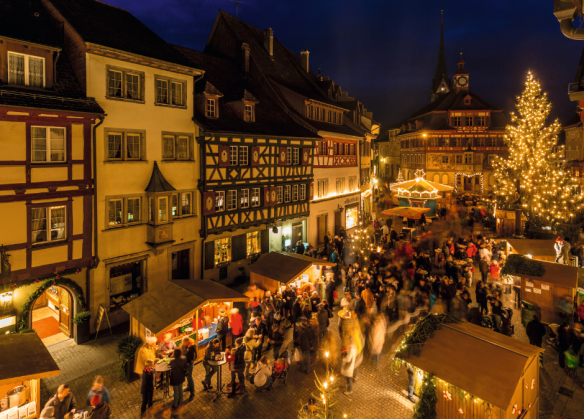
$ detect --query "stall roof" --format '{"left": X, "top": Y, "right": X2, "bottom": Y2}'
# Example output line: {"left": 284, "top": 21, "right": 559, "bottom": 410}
{"left": 515, "top": 259, "right": 579, "bottom": 288}
{"left": 406, "top": 322, "right": 542, "bottom": 410}
{"left": 121, "top": 280, "right": 248, "bottom": 336}
{"left": 506, "top": 239, "right": 556, "bottom": 259}
{"left": 0, "top": 333, "right": 60, "bottom": 385}
{"left": 250, "top": 252, "right": 336, "bottom": 284}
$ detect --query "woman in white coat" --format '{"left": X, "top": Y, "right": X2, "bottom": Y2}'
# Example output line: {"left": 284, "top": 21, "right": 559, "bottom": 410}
{"left": 341, "top": 337, "right": 357, "bottom": 395}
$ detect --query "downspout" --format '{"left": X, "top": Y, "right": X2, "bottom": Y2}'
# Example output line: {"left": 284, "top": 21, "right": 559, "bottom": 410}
{"left": 85, "top": 115, "right": 106, "bottom": 313}
{"left": 190, "top": 73, "right": 205, "bottom": 280}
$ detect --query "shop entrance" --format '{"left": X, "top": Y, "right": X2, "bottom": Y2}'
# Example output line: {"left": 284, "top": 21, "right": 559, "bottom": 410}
{"left": 317, "top": 214, "right": 327, "bottom": 245}
{"left": 292, "top": 223, "right": 304, "bottom": 243}
{"left": 32, "top": 285, "right": 73, "bottom": 345}
{"left": 334, "top": 210, "right": 342, "bottom": 236}
{"left": 172, "top": 249, "right": 190, "bottom": 280}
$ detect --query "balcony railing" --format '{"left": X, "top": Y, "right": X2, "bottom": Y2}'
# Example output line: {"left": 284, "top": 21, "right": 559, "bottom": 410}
{"left": 568, "top": 82, "right": 584, "bottom": 101}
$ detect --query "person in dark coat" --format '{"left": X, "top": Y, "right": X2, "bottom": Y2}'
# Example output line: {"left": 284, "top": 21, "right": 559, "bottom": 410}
{"left": 317, "top": 304, "right": 329, "bottom": 341}
{"left": 227, "top": 337, "right": 247, "bottom": 398}
{"left": 354, "top": 294, "right": 367, "bottom": 318}
{"left": 283, "top": 285, "right": 296, "bottom": 325}
{"left": 295, "top": 240, "right": 305, "bottom": 254}
{"left": 182, "top": 338, "right": 197, "bottom": 401}
{"left": 297, "top": 319, "right": 313, "bottom": 374}
{"left": 141, "top": 360, "right": 156, "bottom": 414}
{"left": 88, "top": 394, "right": 111, "bottom": 419}
{"left": 325, "top": 277, "right": 335, "bottom": 308}
{"left": 468, "top": 302, "right": 482, "bottom": 325}
{"left": 169, "top": 348, "right": 187, "bottom": 408}
{"left": 475, "top": 281, "right": 488, "bottom": 315}
{"left": 526, "top": 315, "right": 546, "bottom": 348}
{"left": 558, "top": 323, "right": 571, "bottom": 368}
{"left": 44, "top": 384, "right": 77, "bottom": 419}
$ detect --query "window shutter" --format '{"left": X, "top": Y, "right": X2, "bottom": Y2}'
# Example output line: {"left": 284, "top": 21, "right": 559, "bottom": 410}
{"left": 486, "top": 116, "right": 490, "bottom": 127}
{"left": 270, "top": 187, "right": 278, "bottom": 206}
{"left": 204, "top": 241, "right": 215, "bottom": 270}
{"left": 261, "top": 228, "right": 269, "bottom": 253}
{"left": 302, "top": 148, "right": 310, "bottom": 165}
{"left": 218, "top": 145, "right": 230, "bottom": 167}
{"left": 278, "top": 147, "right": 287, "bottom": 165}
{"left": 203, "top": 191, "right": 216, "bottom": 215}
{"left": 232, "top": 234, "right": 247, "bottom": 262}
{"left": 251, "top": 146, "right": 260, "bottom": 166}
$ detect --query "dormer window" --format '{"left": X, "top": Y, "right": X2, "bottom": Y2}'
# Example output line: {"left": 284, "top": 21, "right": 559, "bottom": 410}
{"left": 207, "top": 98, "right": 217, "bottom": 118}
{"left": 464, "top": 95, "right": 472, "bottom": 106}
{"left": 8, "top": 52, "right": 44, "bottom": 88}
{"left": 244, "top": 104, "right": 254, "bottom": 122}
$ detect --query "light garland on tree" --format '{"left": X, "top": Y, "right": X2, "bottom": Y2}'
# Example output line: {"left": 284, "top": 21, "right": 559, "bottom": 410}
{"left": 493, "top": 72, "right": 582, "bottom": 226}
{"left": 454, "top": 172, "right": 484, "bottom": 194}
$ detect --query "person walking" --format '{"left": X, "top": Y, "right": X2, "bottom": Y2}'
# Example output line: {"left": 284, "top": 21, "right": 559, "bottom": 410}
{"left": 370, "top": 316, "right": 386, "bottom": 367}
{"left": 317, "top": 303, "right": 329, "bottom": 342}
{"left": 475, "top": 281, "right": 488, "bottom": 315}
{"left": 252, "top": 316, "right": 268, "bottom": 362}
{"left": 169, "top": 348, "right": 187, "bottom": 408}
{"left": 558, "top": 323, "right": 571, "bottom": 368}
{"left": 297, "top": 318, "right": 312, "bottom": 375}
{"left": 268, "top": 324, "right": 285, "bottom": 361}
{"left": 526, "top": 315, "right": 546, "bottom": 348}
{"left": 341, "top": 336, "right": 357, "bottom": 396}
{"left": 230, "top": 308, "right": 244, "bottom": 340}
{"left": 227, "top": 337, "right": 247, "bottom": 398}
{"left": 216, "top": 309, "right": 229, "bottom": 351}
{"left": 44, "top": 384, "right": 77, "bottom": 419}
{"left": 140, "top": 359, "right": 156, "bottom": 414}
{"left": 181, "top": 337, "right": 197, "bottom": 401}
{"left": 243, "top": 329, "right": 260, "bottom": 379}
{"left": 479, "top": 257, "right": 489, "bottom": 284}
{"left": 86, "top": 376, "right": 110, "bottom": 406}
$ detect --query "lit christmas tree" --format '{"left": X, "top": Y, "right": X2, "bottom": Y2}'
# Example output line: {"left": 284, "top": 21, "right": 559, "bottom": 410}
{"left": 493, "top": 72, "right": 580, "bottom": 226}
{"left": 297, "top": 370, "right": 349, "bottom": 419}
{"left": 396, "top": 168, "right": 405, "bottom": 182}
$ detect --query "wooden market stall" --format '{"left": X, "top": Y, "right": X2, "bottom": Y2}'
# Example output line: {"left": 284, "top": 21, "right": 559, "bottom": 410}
{"left": 505, "top": 239, "right": 557, "bottom": 262}
{"left": 122, "top": 280, "right": 248, "bottom": 363}
{"left": 495, "top": 210, "right": 527, "bottom": 237}
{"left": 0, "top": 333, "right": 60, "bottom": 419}
{"left": 249, "top": 252, "right": 336, "bottom": 294}
{"left": 406, "top": 322, "right": 543, "bottom": 419}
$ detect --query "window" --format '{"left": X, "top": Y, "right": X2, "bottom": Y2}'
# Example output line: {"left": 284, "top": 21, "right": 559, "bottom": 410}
{"left": 230, "top": 146, "right": 238, "bottom": 166}
{"left": 349, "top": 176, "right": 356, "bottom": 191}
{"left": 8, "top": 52, "right": 44, "bottom": 87}
{"left": 163, "top": 136, "right": 175, "bottom": 159}
{"left": 453, "top": 116, "right": 461, "bottom": 126}
{"left": 251, "top": 188, "right": 260, "bottom": 207}
{"left": 293, "top": 148, "right": 299, "bottom": 165}
{"left": 300, "top": 184, "right": 306, "bottom": 200}
{"left": 172, "top": 194, "right": 179, "bottom": 216}
{"left": 149, "top": 198, "right": 154, "bottom": 222}
{"left": 455, "top": 155, "right": 462, "bottom": 164}
{"left": 214, "top": 237, "right": 230, "bottom": 265}
{"left": 350, "top": 144, "right": 355, "bottom": 155}
{"left": 247, "top": 232, "right": 261, "bottom": 256}
{"left": 321, "top": 108, "right": 325, "bottom": 121}
{"left": 128, "top": 198, "right": 141, "bottom": 223}
{"left": 216, "top": 191, "right": 225, "bottom": 212}
{"left": 181, "top": 193, "right": 192, "bottom": 215}
{"left": 454, "top": 138, "right": 461, "bottom": 147}
{"left": 171, "top": 82, "right": 183, "bottom": 106}
{"left": 465, "top": 116, "right": 472, "bottom": 126}
{"left": 327, "top": 110, "right": 332, "bottom": 122}
{"left": 31, "top": 127, "right": 65, "bottom": 163}
{"left": 306, "top": 105, "right": 313, "bottom": 119}
{"left": 239, "top": 146, "right": 248, "bottom": 165}
{"left": 244, "top": 105, "right": 253, "bottom": 122}
{"left": 107, "top": 132, "right": 143, "bottom": 161}
{"left": 477, "top": 116, "right": 485, "bottom": 126}
{"left": 333, "top": 112, "right": 337, "bottom": 123}
{"left": 334, "top": 143, "right": 338, "bottom": 155}
{"left": 284, "top": 185, "right": 291, "bottom": 202}
{"left": 336, "top": 178, "right": 345, "bottom": 194}
{"left": 442, "top": 156, "right": 449, "bottom": 163}
{"left": 277, "top": 186, "right": 283, "bottom": 203}
{"left": 292, "top": 185, "right": 298, "bottom": 201}
{"left": 286, "top": 147, "right": 292, "bottom": 165}
{"left": 206, "top": 99, "right": 216, "bottom": 117}
{"left": 108, "top": 199, "right": 122, "bottom": 226}
{"left": 158, "top": 198, "right": 167, "bottom": 222}
{"left": 177, "top": 137, "right": 189, "bottom": 160}
{"left": 32, "top": 206, "right": 66, "bottom": 244}
{"left": 477, "top": 138, "right": 485, "bottom": 147}
{"left": 241, "top": 189, "right": 249, "bottom": 208}
{"left": 443, "top": 138, "right": 449, "bottom": 146}
{"left": 317, "top": 179, "right": 328, "bottom": 198}
{"left": 488, "top": 155, "right": 496, "bottom": 166}
{"left": 430, "top": 138, "right": 438, "bottom": 147}
{"left": 105, "top": 67, "right": 144, "bottom": 100}
{"left": 339, "top": 143, "right": 344, "bottom": 155}
{"left": 227, "top": 190, "right": 237, "bottom": 210}
{"left": 464, "top": 153, "right": 472, "bottom": 164}
{"left": 162, "top": 135, "right": 191, "bottom": 161}
{"left": 156, "top": 79, "right": 168, "bottom": 104}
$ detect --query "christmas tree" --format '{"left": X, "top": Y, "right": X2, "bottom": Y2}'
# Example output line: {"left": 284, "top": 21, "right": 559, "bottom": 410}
{"left": 493, "top": 72, "right": 580, "bottom": 226}
{"left": 298, "top": 371, "right": 349, "bottom": 419}
{"left": 396, "top": 168, "right": 405, "bottom": 182}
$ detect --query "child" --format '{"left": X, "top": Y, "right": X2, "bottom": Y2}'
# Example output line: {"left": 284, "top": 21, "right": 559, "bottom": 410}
{"left": 141, "top": 360, "right": 155, "bottom": 414}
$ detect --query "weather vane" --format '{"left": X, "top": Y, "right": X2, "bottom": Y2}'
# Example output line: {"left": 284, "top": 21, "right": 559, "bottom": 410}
{"left": 229, "top": 0, "right": 245, "bottom": 17}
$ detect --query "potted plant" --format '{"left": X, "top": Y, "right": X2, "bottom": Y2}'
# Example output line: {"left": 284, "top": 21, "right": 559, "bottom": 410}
{"left": 73, "top": 311, "right": 91, "bottom": 344}
{"left": 117, "top": 334, "right": 143, "bottom": 383}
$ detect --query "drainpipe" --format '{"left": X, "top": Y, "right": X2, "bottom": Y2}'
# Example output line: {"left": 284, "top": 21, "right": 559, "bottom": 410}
{"left": 190, "top": 72, "right": 204, "bottom": 280}
{"left": 85, "top": 115, "right": 106, "bottom": 313}
{"left": 554, "top": 0, "right": 584, "bottom": 40}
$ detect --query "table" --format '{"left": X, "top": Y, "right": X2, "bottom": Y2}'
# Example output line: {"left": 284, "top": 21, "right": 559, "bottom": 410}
{"left": 155, "top": 359, "right": 172, "bottom": 399}
{"left": 207, "top": 353, "right": 228, "bottom": 402}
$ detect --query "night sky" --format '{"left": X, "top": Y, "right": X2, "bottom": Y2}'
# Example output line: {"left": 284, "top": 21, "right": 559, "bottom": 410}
{"left": 107, "top": 0, "right": 583, "bottom": 126}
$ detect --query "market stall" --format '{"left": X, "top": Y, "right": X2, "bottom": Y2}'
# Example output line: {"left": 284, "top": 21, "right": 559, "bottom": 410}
{"left": 495, "top": 210, "right": 527, "bottom": 237}
{"left": 0, "top": 333, "right": 60, "bottom": 419}
{"left": 402, "top": 320, "right": 543, "bottom": 419}
{"left": 122, "top": 280, "right": 248, "bottom": 363}
{"left": 249, "top": 252, "right": 336, "bottom": 295}
{"left": 505, "top": 239, "right": 557, "bottom": 262}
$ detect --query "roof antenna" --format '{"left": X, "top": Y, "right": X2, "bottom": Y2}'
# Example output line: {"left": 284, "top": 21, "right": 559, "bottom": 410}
{"left": 229, "top": 0, "right": 245, "bottom": 18}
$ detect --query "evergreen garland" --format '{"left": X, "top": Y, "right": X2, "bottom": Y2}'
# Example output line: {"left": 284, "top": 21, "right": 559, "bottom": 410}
{"left": 17, "top": 272, "right": 87, "bottom": 331}
{"left": 413, "top": 373, "right": 437, "bottom": 419}
{"left": 500, "top": 254, "right": 545, "bottom": 277}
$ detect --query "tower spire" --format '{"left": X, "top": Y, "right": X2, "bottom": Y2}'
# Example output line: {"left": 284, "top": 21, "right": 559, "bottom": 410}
{"left": 430, "top": 9, "right": 451, "bottom": 102}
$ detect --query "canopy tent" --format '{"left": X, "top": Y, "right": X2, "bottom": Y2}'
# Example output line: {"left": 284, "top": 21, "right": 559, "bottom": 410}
{"left": 406, "top": 322, "right": 542, "bottom": 418}
{"left": 250, "top": 251, "right": 336, "bottom": 293}
{"left": 381, "top": 206, "right": 432, "bottom": 219}
{"left": 122, "top": 280, "right": 248, "bottom": 338}
{"left": 390, "top": 177, "right": 454, "bottom": 193}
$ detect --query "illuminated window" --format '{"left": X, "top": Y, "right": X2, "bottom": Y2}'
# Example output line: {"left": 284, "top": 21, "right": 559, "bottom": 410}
{"left": 239, "top": 146, "right": 248, "bottom": 165}
{"left": 247, "top": 231, "right": 261, "bottom": 256}
{"left": 454, "top": 138, "right": 461, "bottom": 147}
{"left": 32, "top": 127, "right": 65, "bottom": 162}
{"left": 284, "top": 185, "right": 291, "bottom": 202}
{"left": 327, "top": 110, "right": 332, "bottom": 122}
{"left": 158, "top": 197, "right": 167, "bottom": 222}
{"left": 216, "top": 191, "right": 225, "bottom": 212}
{"left": 214, "top": 237, "right": 230, "bottom": 265}
{"left": 240, "top": 189, "right": 249, "bottom": 208}
{"left": 317, "top": 179, "right": 328, "bottom": 198}
{"left": 108, "top": 199, "right": 122, "bottom": 226}
{"left": 477, "top": 116, "right": 485, "bottom": 126}
{"left": 9, "top": 52, "right": 44, "bottom": 87}
{"left": 230, "top": 146, "right": 238, "bottom": 166}
{"left": 349, "top": 176, "right": 357, "bottom": 191}
{"left": 251, "top": 188, "right": 260, "bottom": 207}
{"left": 181, "top": 193, "right": 192, "bottom": 215}
{"left": 287, "top": 147, "right": 292, "bottom": 165}
{"left": 442, "top": 156, "right": 449, "bottom": 164}
{"left": 128, "top": 198, "right": 141, "bottom": 223}
{"left": 244, "top": 105, "right": 254, "bottom": 122}
{"left": 32, "top": 206, "right": 66, "bottom": 244}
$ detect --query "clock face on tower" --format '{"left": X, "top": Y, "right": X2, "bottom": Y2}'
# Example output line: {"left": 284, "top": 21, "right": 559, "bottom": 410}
{"left": 458, "top": 76, "right": 468, "bottom": 86}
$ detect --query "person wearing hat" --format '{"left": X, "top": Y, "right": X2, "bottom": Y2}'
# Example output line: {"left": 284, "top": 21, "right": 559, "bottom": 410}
{"left": 554, "top": 237, "right": 564, "bottom": 264}
{"left": 88, "top": 393, "right": 111, "bottom": 419}
{"left": 216, "top": 309, "right": 229, "bottom": 351}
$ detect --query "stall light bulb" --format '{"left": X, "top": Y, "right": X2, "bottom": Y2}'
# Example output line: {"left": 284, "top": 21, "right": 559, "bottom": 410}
{"left": 324, "top": 382, "right": 328, "bottom": 389}
{"left": 325, "top": 351, "right": 329, "bottom": 357}
{"left": 330, "top": 376, "right": 334, "bottom": 382}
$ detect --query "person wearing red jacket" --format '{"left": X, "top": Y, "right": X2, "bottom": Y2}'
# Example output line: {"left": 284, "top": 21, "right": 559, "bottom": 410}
{"left": 490, "top": 261, "right": 500, "bottom": 281}
{"left": 230, "top": 308, "right": 243, "bottom": 340}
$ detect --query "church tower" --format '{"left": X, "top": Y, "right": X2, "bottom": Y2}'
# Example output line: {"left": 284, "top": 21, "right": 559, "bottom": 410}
{"left": 430, "top": 10, "right": 451, "bottom": 102}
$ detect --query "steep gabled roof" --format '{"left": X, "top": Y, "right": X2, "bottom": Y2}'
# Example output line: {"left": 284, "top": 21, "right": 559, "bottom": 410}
{"left": 145, "top": 162, "right": 176, "bottom": 193}
{"left": 173, "top": 45, "right": 318, "bottom": 139}
{"left": 47, "top": 0, "right": 195, "bottom": 68}
{"left": 0, "top": 0, "right": 60, "bottom": 48}
{"left": 431, "top": 12, "right": 451, "bottom": 97}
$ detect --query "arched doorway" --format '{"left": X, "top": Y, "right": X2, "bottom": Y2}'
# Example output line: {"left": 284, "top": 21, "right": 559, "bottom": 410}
{"left": 31, "top": 285, "right": 74, "bottom": 346}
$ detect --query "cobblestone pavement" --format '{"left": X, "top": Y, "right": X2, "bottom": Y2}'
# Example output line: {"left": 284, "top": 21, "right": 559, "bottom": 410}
{"left": 39, "top": 218, "right": 584, "bottom": 418}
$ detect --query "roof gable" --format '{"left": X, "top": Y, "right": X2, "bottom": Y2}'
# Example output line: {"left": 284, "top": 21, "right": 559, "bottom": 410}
{"left": 145, "top": 162, "right": 176, "bottom": 193}
{"left": 0, "top": 0, "right": 60, "bottom": 48}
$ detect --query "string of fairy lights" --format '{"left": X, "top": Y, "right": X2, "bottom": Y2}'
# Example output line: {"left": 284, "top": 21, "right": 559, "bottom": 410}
{"left": 493, "top": 72, "right": 582, "bottom": 225}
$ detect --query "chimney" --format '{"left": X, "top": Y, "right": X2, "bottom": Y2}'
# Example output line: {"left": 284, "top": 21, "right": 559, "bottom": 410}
{"left": 300, "top": 50, "right": 309, "bottom": 72}
{"left": 264, "top": 28, "right": 273, "bottom": 58}
{"left": 241, "top": 43, "right": 250, "bottom": 75}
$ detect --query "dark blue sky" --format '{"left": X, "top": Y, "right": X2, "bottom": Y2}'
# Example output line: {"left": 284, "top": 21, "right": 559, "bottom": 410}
{"left": 108, "top": 0, "right": 583, "bottom": 125}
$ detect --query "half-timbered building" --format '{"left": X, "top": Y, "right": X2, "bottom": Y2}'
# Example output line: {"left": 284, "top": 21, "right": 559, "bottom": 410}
{"left": 174, "top": 46, "right": 319, "bottom": 282}
{"left": 0, "top": 0, "right": 103, "bottom": 341}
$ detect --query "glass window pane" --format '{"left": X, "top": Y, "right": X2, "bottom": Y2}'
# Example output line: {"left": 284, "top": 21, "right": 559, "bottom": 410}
{"left": 49, "top": 128, "right": 65, "bottom": 162}
{"left": 128, "top": 198, "right": 140, "bottom": 223}
{"left": 126, "top": 73, "right": 140, "bottom": 99}
{"left": 31, "top": 127, "right": 47, "bottom": 162}
{"left": 159, "top": 198, "right": 167, "bottom": 222}
{"left": 246, "top": 231, "right": 260, "bottom": 256}
{"left": 109, "top": 200, "right": 122, "bottom": 226}
{"left": 181, "top": 193, "right": 191, "bottom": 215}
{"left": 31, "top": 207, "right": 47, "bottom": 243}
{"left": 172, "top": 195, "right": 178, "bottom": 216}
{"left": 29, "top": 57, "right": 44, "bottom": 87}
{"left": 126, "top": 134, "right": 140, "bottom": 159}
{"left": 108, "top": 134, "right": 122, "bottom": 159}
{"left": 171, "top": 82, "right": 182, "bottom": 105}
{"left": 156, "top": 79, "right": 168, "bottom": 103}
{"left": 177, "top": 137, "right": 188, "bottom": 159}
{"left": 108, "top": 70, "right": 122, "bottom": 97}
{"left": 8, "top": 54, "right": 25, "bottom": 85}
{"left": 163, "top": 136, "right": 175, "bottom": 159}
{"left": 50, "top": 206, "right": 66, "bottom": 240}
